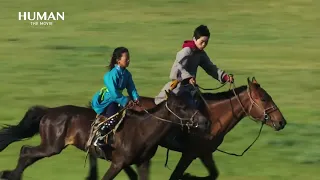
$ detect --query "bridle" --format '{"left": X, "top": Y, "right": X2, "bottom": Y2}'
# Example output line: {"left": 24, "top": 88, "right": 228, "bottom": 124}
{"left": 194, "top": 82, "right": 281, "bottom": 156}
{"left": 233, "top": 85, "right": 279, "bottom": 126}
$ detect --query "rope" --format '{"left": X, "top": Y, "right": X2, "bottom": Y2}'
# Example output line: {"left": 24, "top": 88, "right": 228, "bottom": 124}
{"left": 191, "top": 80, "right": 266, "bottom": 157}
{"left": 216, "top": 122, "right": 264, "bottom": 156}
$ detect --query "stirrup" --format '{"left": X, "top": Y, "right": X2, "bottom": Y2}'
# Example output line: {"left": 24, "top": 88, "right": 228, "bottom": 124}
{"left": 93, "top": 137, "right": 105, "bottom": 147}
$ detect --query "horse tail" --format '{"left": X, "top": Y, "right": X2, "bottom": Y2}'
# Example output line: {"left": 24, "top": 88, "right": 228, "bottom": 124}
{"left": 0, "top": 105, "right": 48, "bottom": 152}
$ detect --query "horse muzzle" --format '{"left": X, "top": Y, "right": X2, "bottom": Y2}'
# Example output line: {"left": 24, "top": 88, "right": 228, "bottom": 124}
{"left": 270, "top": 118, "right": 287, "bottom": 131}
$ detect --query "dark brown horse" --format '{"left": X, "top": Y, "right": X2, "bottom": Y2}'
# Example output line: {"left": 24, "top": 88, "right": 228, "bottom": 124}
{"left": 0, "top": 91, "right": 210, "bottom": 180}
{"left": 124, "top": 77, "right": 287, "bottom": 180}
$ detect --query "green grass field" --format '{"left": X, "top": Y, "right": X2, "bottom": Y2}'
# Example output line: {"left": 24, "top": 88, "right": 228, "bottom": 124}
{"left": 1, "top": 0, "right": 320, "bottom": 179}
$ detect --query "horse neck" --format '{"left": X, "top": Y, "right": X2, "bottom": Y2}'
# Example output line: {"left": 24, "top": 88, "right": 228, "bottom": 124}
{"left": 208, "top": 87, "right": 252, "bottom": 136}
{"left": 136, "top": 102, "right": 176, "bottom": 139}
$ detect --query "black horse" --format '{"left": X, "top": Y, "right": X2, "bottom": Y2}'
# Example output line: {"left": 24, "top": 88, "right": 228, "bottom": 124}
{"left": 0, "top": 90, "right": 210, "bottom": 180}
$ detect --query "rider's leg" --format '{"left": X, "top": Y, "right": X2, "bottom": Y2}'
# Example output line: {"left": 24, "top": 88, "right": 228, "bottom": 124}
{"left": 94, "top": 103, "right": 120, "bottom": 146}
{"left": 163, "top": 90, "right": 195, "bottom": 149}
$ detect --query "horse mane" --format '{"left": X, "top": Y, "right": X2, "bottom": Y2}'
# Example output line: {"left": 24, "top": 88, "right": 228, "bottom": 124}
{"left": 201, "top": 85, "right": 248, "bottom": 101}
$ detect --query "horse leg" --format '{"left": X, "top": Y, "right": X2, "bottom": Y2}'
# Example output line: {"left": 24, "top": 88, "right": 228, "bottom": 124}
{"left": 136, "top": 160, "right": 151, "bottom": 180}
{"left": 86, "top": 155, "right": 98, "bottom": 180}
{"left": 199, "top": 153, "right": 219, "bottom": 179}
{"left": 181, "top": 153, "right": 218, "bottom": 180}
{"left": 0, "top": 170, "right": 11, "bottom": 179}
{"left": 123, "top": 166, "right": 138, "bottom": 180}
{"left": 6, "top": 143, "right": 65, "bottom": 180}
{"left": 101, "top": 157, "right": 126, "bottom": 180}
{"left": 2, "top": 117, "right": 69, "bottom": 180}
{"left": 169, "top": 154, "right": 196, "bottom": 180}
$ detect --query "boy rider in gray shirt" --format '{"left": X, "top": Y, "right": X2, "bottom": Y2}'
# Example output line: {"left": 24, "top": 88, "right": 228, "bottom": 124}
{"left": 155, "top": 25, "right": 234, "bottom": 107}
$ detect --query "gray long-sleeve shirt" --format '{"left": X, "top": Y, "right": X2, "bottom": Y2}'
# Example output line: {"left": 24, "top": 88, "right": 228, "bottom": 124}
{"left": 154, "top": 47, "right": 227, "bottom": 104}
{"left": 169, "top": 47, "right": 226, "bottom": 82}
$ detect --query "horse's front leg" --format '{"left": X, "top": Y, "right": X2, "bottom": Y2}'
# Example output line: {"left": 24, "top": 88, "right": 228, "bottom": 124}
{"left": 101, "top": 152, "right": 128, "bottom": 180}
{"left": 181, "top": 153, "right": 219, "bottom": 180}
{"left": 169, "top": 153, "right": 196, "bottom": 180}
{"left": 136, "top": 160, "right": 151, "bottom": 180}
{"left": 86, "top": 154, "right": 98, "bottom": 180}
{"left": 101, "top": 161, "right": 125, "bottom": 180}
{"left": 199, "top": 153, "right": 219, "bottom": 179}
{"left": 123, "top": 166, "right": 138, "bottom": 180}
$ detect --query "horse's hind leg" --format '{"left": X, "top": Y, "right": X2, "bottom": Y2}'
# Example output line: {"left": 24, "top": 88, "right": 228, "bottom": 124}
{"left": 86, "top": 155, "right": 98, "bottom": 180}
{"left": 4, "top": 117, "right": 68, "bottom": 180}
{"left": 6, "top": 143, "right": 65, "bottom": 180}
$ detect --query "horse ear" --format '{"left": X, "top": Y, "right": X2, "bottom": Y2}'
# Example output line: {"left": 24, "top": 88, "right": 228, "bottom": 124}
{"left": 248, "top": 77, "right": 260, "bottom": 99}
{"left": 248, "top": 77, "right": 256, "bottom": 90}
{"left": 247, "top": 77, "right": 252, "bottom": 85}
{"left": 165, "top": 90, "right": 170, "bottom": 97}
{"left": 252, "top": 77, "right": 258, "bottom": 84}
{"left": 165, "top": 90, "right": 173, "bottom": 98}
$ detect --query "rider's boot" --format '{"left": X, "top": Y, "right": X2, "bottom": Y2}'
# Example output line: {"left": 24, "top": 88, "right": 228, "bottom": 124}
{"left": 93, "top": 118, "right": 117, "bottom": 147}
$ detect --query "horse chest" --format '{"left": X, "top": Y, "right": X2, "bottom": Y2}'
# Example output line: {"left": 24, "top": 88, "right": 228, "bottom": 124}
{"left": 210, "top": 137, "right": 224, "bottom": 151}
{"left": 193, "top": 137, "right": 224, "bottom": 153}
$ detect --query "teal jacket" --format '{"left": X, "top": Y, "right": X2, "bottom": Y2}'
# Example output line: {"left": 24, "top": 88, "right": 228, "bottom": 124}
{"left": 91, "top": 65, "right": 139, "bottom": 115}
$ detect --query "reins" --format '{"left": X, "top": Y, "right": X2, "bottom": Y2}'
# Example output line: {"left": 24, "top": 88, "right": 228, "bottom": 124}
{"left": 96, "top": 101, "right": 199, "bottom": 130}
{"left": 192, "top": 80, "right": 268, "bottom": 157}
{"left": 136, "top": 102, "right": 199, "bottom": 131}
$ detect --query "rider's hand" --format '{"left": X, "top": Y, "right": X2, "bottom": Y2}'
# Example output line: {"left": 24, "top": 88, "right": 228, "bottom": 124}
{"left": 126, "top": 100, "right": 135, "bottom": 108}
{"left": 134, "top": 99, "right": 140, "bottom": 105}
{"left": 189, "top": 77, "right": 196, "bottom": 85}
{"left": 223, "top": 74, "right": 234, "bottom": 83}
{"left": 228, "top": 74, "right": 234, "bottom": 83}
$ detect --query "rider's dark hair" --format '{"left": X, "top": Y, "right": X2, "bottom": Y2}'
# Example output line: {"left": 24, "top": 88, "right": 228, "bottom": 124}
{"left": 108, "top": 47, "right": 129, "bottom": 70}
{"left": 193, "top": 25, "right": 210, "bottom": 40}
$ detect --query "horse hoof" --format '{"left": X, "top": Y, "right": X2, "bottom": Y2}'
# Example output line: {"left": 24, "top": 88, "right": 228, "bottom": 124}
{"left": 181, "top": 173, "right": 217, "bottom": 180}
{"left": 86, "top": 176, "right": 98, "bottom": 180}
{"left": 0, "top": 170, "right": 11, "bottom": 180}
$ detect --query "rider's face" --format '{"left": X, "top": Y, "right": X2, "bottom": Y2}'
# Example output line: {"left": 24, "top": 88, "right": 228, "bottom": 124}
{"left": 194, "top": 36, "right": 209, "bottom": 51}
{"left": 117, "top": 52, "right": 130, "bottom": 68}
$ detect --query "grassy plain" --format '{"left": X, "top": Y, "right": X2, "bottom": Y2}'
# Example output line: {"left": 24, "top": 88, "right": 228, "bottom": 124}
{"left": 0, "top": 0, "right": 319, "bottom": 179}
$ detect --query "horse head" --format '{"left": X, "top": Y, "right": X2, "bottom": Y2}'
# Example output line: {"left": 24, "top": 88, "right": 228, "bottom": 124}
{"left": 246, "top": 77, "right": 287, "bottom": 131}
{"left": 164, "top": 90, "right": 210, "bottom": 133}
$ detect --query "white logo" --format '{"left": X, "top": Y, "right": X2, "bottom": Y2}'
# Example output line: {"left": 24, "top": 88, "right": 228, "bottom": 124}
{"left": 18, "top": 12, "right": 64, "bottom": 26}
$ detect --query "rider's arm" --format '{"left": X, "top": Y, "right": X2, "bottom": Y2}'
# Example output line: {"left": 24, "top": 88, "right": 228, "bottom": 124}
{"left": 126, "top": 71, "right": 139, "bottom": 101}
{"left": 104, "top": 71, "right": 128, "bottom": 107}
{"left": 175, "top": 47, "right": 194, "bottom": 80}
{"left": 199, "top": 52, "right": 228, "bottom": 83}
